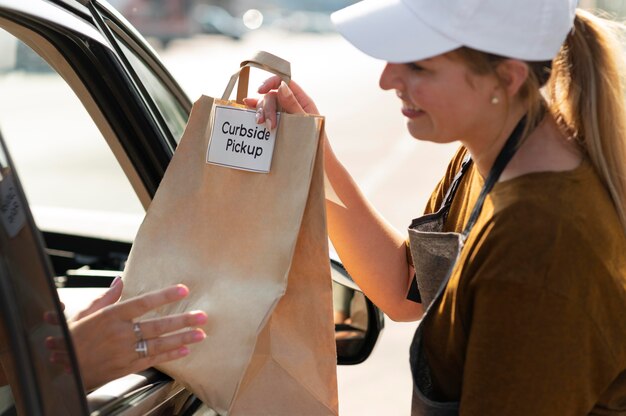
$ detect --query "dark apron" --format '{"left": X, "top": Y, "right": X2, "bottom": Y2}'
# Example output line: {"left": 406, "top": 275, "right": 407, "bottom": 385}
{"left": 407, "top": 117, "right": 527, "bottom": 415}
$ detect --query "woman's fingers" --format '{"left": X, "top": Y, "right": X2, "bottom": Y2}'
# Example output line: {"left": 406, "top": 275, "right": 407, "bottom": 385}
{"left": 49, "top": 350, "right": 69, "bottom": 365}
{"left": 142, "top": 346, "right": 192, "bottom": 368}
{"left": 43, "top": 310, "right": 63, "bottom": 326}
{"left": 262, "top": 91, "right": 278, "bottom": 130}
{"left": 258, "top": 77, "right": 319, "bottom": 115}
{"left": 248, "top": 77, "right": 320, "bottom": 133}
{"left": 281, "top": 80, "right": 318, "bottom": 113}
{"left": 140, "top": 328, "right": 206, "bottom": 358}
{"left": 44, "top": 336, "right": 65, "bottom": 351}
{"left": 252, "top": 83, "right": 304, "bottom": 131}
{"left": 277, "top": 81, "right": 306, "bottom": 115}
{"left": 138, "top": 311, "right": 208, "bottom": 339}
{"left": 115, "top": 284, "right": 189, "bottom": 321}
{"left": 257, "top": 75, "right": 283, "bottom": 94}
{"left": 242, "top": 97, "right": 258, "bottom": 109}
{"left": 131, "top": 329, "right": 205, "bottom": 370}
{"left": 73, "top": 276, "right": 123, "bottom": 321}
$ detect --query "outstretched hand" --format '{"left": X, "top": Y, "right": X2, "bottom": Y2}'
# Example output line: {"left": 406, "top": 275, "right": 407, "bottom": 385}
{"left": 242, "top": 76, "right": 320, "bottom": 130}
{"left": 46, "top": 277, "right": 207, "bottom": 391}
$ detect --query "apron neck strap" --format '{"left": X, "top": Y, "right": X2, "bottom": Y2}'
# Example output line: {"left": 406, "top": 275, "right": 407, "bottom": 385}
{"left": 442, "top": 155, "right": 473, "bottom": 209}
{"left": 461, "top": 115, "right": 527, "bottom": 239}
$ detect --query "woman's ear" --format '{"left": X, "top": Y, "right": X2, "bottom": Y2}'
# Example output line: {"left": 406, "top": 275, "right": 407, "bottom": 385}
{"left": 495, "top": 59, "right": 529, "bottom": 98}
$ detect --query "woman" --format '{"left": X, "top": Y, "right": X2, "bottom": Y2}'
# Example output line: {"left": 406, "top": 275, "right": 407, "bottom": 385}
{"left": 247, "top": 0, "right": 626, "bottom": 414}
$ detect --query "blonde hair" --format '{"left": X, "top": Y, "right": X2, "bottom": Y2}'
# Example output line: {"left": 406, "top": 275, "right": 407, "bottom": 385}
{"left": 549, "top": 9, "right": 626, "bottom": 234}
{"left": 451, "top": 9, "right": 626, "bottom": 234}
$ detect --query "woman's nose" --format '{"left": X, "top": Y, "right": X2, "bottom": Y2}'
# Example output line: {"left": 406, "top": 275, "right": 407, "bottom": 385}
{"left": 379, "top": 63, "right": 402, "bottom": 91}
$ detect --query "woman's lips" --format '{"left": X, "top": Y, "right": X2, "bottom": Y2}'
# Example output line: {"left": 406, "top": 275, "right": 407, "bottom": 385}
{"left": 401, "top": 106, "right": 424, "bottom": 118}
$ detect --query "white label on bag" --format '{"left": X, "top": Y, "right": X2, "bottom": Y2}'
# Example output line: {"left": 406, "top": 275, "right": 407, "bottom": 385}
{"left": 206, "top": 105, "right": 279, "bottom": 173}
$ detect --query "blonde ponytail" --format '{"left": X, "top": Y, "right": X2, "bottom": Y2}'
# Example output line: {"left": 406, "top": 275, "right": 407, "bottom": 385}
{"left": 548, "top": 9, "right": 626, "bottom": 234}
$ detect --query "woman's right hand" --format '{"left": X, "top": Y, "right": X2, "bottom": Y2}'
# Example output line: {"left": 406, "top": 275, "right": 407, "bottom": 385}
{"left": 242, "top": 76, "right": 320, "bottom": 130}
{"left": 46, "top": 278, "right": 207, "bottom": 391}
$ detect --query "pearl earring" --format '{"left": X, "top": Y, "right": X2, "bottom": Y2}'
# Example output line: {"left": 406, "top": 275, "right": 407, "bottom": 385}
{"left": 491, "top": 96, "right": 500, "bottom": 105}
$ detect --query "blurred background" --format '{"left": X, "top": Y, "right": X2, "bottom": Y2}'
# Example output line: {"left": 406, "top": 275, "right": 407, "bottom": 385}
{"left": 108, "top": 0, "right": 359, "bottom": 46}
{"left": 107, "top": 0, "right": 626, "bottom": 48}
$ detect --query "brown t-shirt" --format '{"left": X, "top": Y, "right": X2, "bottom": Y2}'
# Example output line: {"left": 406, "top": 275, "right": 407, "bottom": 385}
{"left": 419, "top": 147, "right": 626, "bottom": 415}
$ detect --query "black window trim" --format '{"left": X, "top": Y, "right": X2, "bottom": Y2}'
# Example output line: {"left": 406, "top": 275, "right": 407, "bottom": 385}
{"left": 88, "top": 1, "right": 190, "bottom": 153}
{"left": 95, "top": 0, "right": 192, "bottom": 114}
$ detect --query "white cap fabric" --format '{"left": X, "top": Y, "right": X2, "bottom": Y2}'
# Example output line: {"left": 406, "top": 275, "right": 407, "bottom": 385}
{"left": 331, "top": 0, "right": 578, "bottom": 63}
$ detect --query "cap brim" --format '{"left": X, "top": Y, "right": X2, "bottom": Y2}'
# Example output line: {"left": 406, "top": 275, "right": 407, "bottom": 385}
{"left": 331, "top": 0, "right": 460, "bottom": 63}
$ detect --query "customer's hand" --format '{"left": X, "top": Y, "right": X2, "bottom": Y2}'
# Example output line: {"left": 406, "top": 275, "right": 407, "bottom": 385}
{"left": 46, "top": 277, "right": 207, "bottom": 391}
{"left": 243, "top": 77, "right": 320, "bottom": 130}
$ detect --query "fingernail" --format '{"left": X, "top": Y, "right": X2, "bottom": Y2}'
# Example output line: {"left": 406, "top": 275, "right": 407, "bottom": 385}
{"left": 265, "top": 119, "right": 272, "bottom": 131}
{"left": 43, "top": 311, "right": 56, "bottom": 324}
{"left": 110, "top": 276, "right": 122, "bottom": 288}
{"left": 279, "top": 81, "right": 290, "bottom": 98}
{"left": 179, "top": 346, "right": 190, "bottom": 356}
{"left": 255, "top": 108, "right": 263, "bottom": 124}
{"left": 192, "top": 311, "right": 208, "bottom": 325}
{"left": 44, "top": 337, "right": 55, "bottom": 349}
{"left": 177, "top": 285, "right": 189, "bottom": 297}
{"left": 192, "top": 330, "right": 206, "bottom": 342}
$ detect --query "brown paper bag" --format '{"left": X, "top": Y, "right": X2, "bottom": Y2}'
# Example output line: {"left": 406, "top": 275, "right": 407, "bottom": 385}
{"left": 121, "top": 52, "right": 338, "bottom": 415}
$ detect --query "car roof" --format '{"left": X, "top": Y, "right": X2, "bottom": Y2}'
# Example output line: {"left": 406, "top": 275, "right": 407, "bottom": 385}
{"left": 0, "top": 0, "right": 110, "bottom": 47}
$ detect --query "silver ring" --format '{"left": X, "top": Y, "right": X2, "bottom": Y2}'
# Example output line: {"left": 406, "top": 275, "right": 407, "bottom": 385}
{"left": 135, "top": 339, "right": 148, "bottom": 358}
{"left": 132, "top": 322, "right": 143, "bottom": 341}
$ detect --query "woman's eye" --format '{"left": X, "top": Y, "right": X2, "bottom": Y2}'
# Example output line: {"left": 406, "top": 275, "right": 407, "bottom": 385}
{"left": 406, "top": 63, "right": 425, "bottom": 72}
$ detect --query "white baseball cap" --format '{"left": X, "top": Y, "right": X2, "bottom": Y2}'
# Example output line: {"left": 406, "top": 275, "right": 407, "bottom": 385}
{"left": 331, "top": 0, "right": 578, "bottom": 63}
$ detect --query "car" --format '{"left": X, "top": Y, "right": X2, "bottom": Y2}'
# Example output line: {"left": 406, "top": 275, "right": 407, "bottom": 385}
{"left": 0, "top": 0, "right": 384, "bottom": 414}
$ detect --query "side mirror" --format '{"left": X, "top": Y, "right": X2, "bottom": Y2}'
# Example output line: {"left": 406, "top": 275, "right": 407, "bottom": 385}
{"left": 331, "top": 258, "right": 385, "bottom": 365}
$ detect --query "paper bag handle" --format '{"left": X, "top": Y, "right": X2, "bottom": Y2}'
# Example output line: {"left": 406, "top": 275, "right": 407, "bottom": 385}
{"left": 221, "top": 51, "right": 292, "bottom": 104}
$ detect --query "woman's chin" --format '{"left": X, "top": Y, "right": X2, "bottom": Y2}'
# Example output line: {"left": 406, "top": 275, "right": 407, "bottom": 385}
{"left": 406, "top": 129, "right": 456, "bottom": 145}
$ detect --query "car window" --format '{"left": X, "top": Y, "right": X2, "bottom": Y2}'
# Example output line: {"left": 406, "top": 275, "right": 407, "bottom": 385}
{"left": 115, "top": 36, "right": 188, "bottom": 143}
{"left": 0, "top": 29, "right": 145, "bottom": 241}
{"left": 102, "top": 16, "right": 189, "bottom": 144}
